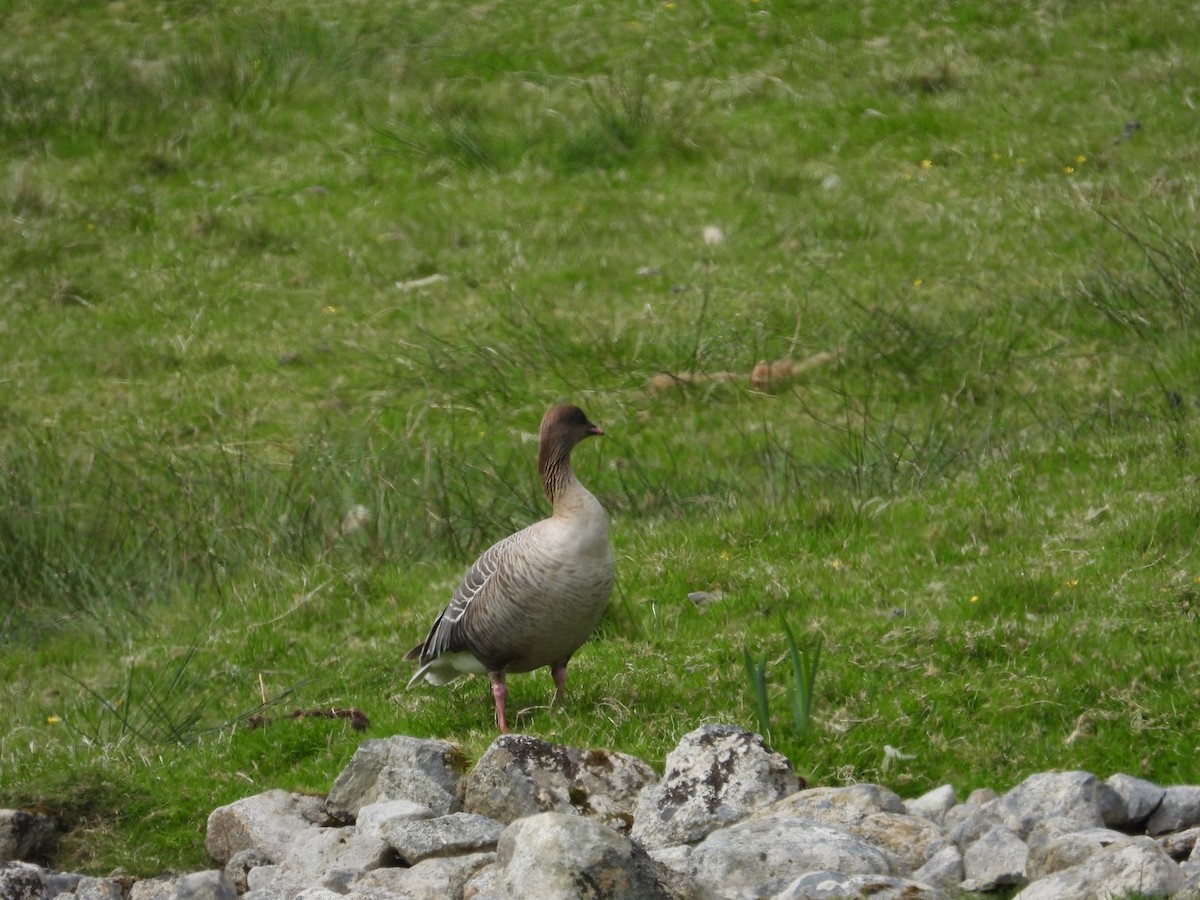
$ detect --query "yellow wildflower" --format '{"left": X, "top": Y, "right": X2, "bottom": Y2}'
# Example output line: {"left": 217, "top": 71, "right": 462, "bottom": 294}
{"left": 920, "top": 159, "right": 933, "bottom": 170}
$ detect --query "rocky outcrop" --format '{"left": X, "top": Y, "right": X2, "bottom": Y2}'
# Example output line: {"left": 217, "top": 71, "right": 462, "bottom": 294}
{"left": 632, "top": 723, "right": 800, "bottom": 850}
{"left": 7, "top": 725, "right": 1200, "bottom": 900}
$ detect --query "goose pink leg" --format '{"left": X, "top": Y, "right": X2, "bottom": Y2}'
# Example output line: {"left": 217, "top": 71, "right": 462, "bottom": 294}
{"left": 489, "top": 673, "right": 510, "bottom": 733}
{"left": 551, "top": 665, "right": 568, "bottom": 705}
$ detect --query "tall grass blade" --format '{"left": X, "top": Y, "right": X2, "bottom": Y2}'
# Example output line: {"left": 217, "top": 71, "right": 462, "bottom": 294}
{"left": 742, "top": 645, "right": 772, "bottom": 740}
{"left": 782, "top": 619, "right": 822, "bottom": 739}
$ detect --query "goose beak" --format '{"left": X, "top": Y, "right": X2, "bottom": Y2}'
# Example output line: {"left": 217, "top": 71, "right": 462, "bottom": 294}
{"left": 588, "top": 425, "right": 605, "bottom": 437}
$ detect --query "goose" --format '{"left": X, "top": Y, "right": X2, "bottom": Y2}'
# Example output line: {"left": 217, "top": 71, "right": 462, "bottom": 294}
{"left": 405, "top": 404, "right": 614, "bottom": 733}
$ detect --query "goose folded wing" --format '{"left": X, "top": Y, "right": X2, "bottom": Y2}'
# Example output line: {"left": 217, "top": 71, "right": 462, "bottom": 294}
{"left": 404, "top": 533, "right": 516, "bottom": 664}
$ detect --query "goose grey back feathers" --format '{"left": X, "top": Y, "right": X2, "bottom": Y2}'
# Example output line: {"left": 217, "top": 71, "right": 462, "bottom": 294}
{"left": 405, "top": 404, "right": 614, "bottom": 732}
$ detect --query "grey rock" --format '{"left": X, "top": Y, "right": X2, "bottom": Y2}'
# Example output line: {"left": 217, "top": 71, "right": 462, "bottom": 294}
{"left": 1159, "top": 825, "right": 1200, "bottom": 861}
{"left": 21, "top": 728, "right": 1200, "bottom": 900}
{"left": 904, "top": 785, "right": 957, "bottom": 827}
{"left": 646, "top": 844, "right": 693, "bottom": 876}
{"left": 461, "top": 861, "right": 497, "bottom": 900}
{"left": 910, "top": 845, "right": 963, "bottom": 891}
{"left": 0, "top": 811, "right": 59, "bottom": 863}
{"left": 1104, "top": 773, "right": 1164, "bottom": 830}
{"left": 1147, "top": 784, "right": 1200, "bottom": 836}
{"left": 326, "top": 736, "right": 466, "bottom": 822}
{"left": 353, "top": 800, "right": 434, "bottom": 840}
{"left": 482, "top": 812, "right": 691, "bottom": 900}
{"left": 205, "top": 790, "right": 327, "bottom": 866}
{"left": 960, "top": 825, "right": 1028, "bottom": 891}
{"left": 771, "top": 871, "right": 950, "bottom": 900}
{"left": 2, "top": 862, "right": 81, "bottom": 900}
{"left": 1001, "top": 771, "right": 1120, "bottom": 837}
{"left": 224, "top": 848, "right": 273, "bottom": 894}
{"left": 250, "top": 827, "right": 391, "bottom": 897}
{"left": 0, "top": 862, "right": 43, "bottom": 900}
{"left": 129, "top": 871, "right": 237, "bottom": 900}
{"left": 1025, "top": 827, "right": 1125, "bottom": 879}
{"left": 632, "top": 724, "right": 799, "bottom": 850}
{"left": 72, "top": 876, "right": 128, "bottom": 900}
{"left": 464, "top": 734, "right": 655, "bottom": 833}
{"left": 244, "top": 864, "right": 285, "bottom": 896}
{"left": 965, "top": 787, "right": 998, "bottom": 805}
{"left": 871, "top": 818, "right": 951, "bottom": 873}
{"left": 757, "top": 785, "right": 905, "bottom": 822}
{"left": 687, "top": 817, "right": 892, "bottom": 900}
{"left": 385, "top": 813, "right": 503, "bottom": 864}
{"left": 349, "top": 853, "right": 493, "bottom": 900}
{"left": 1182, "top": 861, "right": 1200, "bottom": 895}
{"left": 753, "top": 786, "right": 947, "bottom": 873}
{"left": 1013, "top": 835, "right": 1184, "bottom": 900}
{"left": 941, "top": 787, "right": 997, "bottom": 834}
{"left": 951, "top": 771, "right": 1117, "bottom": 847}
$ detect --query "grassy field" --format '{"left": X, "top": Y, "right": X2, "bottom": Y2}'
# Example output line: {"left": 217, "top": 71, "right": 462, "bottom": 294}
{"left": 2, "top": 0, "right": 1199, "bottom": 877}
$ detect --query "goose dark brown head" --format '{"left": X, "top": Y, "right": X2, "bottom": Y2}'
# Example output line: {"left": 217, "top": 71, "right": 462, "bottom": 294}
{"left": 538, "top": 404, "right": 603, "bottom": 501}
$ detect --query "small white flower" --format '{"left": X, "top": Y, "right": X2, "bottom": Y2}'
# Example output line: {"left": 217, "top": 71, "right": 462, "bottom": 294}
{"left": 702, "top": 225, "right": 725, "bottom": 247}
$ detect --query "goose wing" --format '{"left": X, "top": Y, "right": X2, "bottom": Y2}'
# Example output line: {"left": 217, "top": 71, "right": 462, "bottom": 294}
{"left": 404, "top": 531, "right": 519, "bottom": 667}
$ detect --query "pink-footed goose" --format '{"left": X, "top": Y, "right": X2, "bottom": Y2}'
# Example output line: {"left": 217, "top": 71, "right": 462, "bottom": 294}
{"left": 405, "top": 404, "right": 614, "bottom": 733}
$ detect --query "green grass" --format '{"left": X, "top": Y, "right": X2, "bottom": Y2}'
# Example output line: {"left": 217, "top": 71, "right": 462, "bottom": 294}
{"left": 2, "top": 0, "right": 1200, "bottom": 876}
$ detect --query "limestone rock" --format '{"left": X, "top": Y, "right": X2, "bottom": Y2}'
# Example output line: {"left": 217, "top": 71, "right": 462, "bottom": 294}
{"left": 904, "top": 785, "right": 957, "bottom": 827}
{"left": 204, "top": 791, "right": 328, "bottom": 867}
{"left": 772, "top": 871, "right": 950, "bottom": 900}
{"left": 72, "top": 876, "right": 129, "bottom": 900}
{"left": 1159, "top": 825, "right": 1200, "bottom": 862}
{"left": 353, "top": 800, "right": 434, "bottom": 840}
{"left": 1025, "top": 827, "right": 1125, "bottom": 879}
{"left": 349, "top": 853, "right": 493, "bottom": 900}
{"left": 20, "top": 729, "right": 1200, "bottom": 900}
{"left": 0, "top": 811, "right": 59, "bottom": 863}
{"left": 223, "top": 848, "right": 273, "bottom": 894}
{"left": 631, "top": 724, "right": 799, "bottom": 849}
{"left": 1146, "top": 784, "right": 1200, "bottom": 836}
{"left": 686, "top": 818, "right": 893, "bottom": 899}
{"left": 1, "top": 862, "right": 80, "bottom": 900}
{"left": 1104, "top": 773, "right": 1164, "bottom": 830}
{"left": 243, "top": 827, "right": 391, "bottom": 897}
{"left": 481, "top": 812, "right": 691, "bottom": 900}
{"left": 1004, "top": 771, "right": 1122, "bottom": 835}
{"left": 950, "top": 771, "right": 1117, "bottom": 847}
{"left": 326, "top": 736, "right": 465, "bottom": 822}
{"left": 754, "top": 785, "right": 947, "bottom": 873}
{"left": 959, "top": 825, "right": 1028, "bottom": 892}
{"left": 464, "top": 734, "right": 655, "bottom": 833}
{"left": 1013, "top": 835, "right": 1184, "bottom": 900}
{"left": 941, "top": 787, "right": 995, "bottom": 834}
{"left": 911, "top": 845, "right": 963, "bottom": 891}
{"left": 757, "top": 784, "right": 905, "bottom": 822}
{"left": 129, "top": 870, "right": 237, "bottom": 900}
{"left": 385, "top": 813, "right": 503, "bottom": 865}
